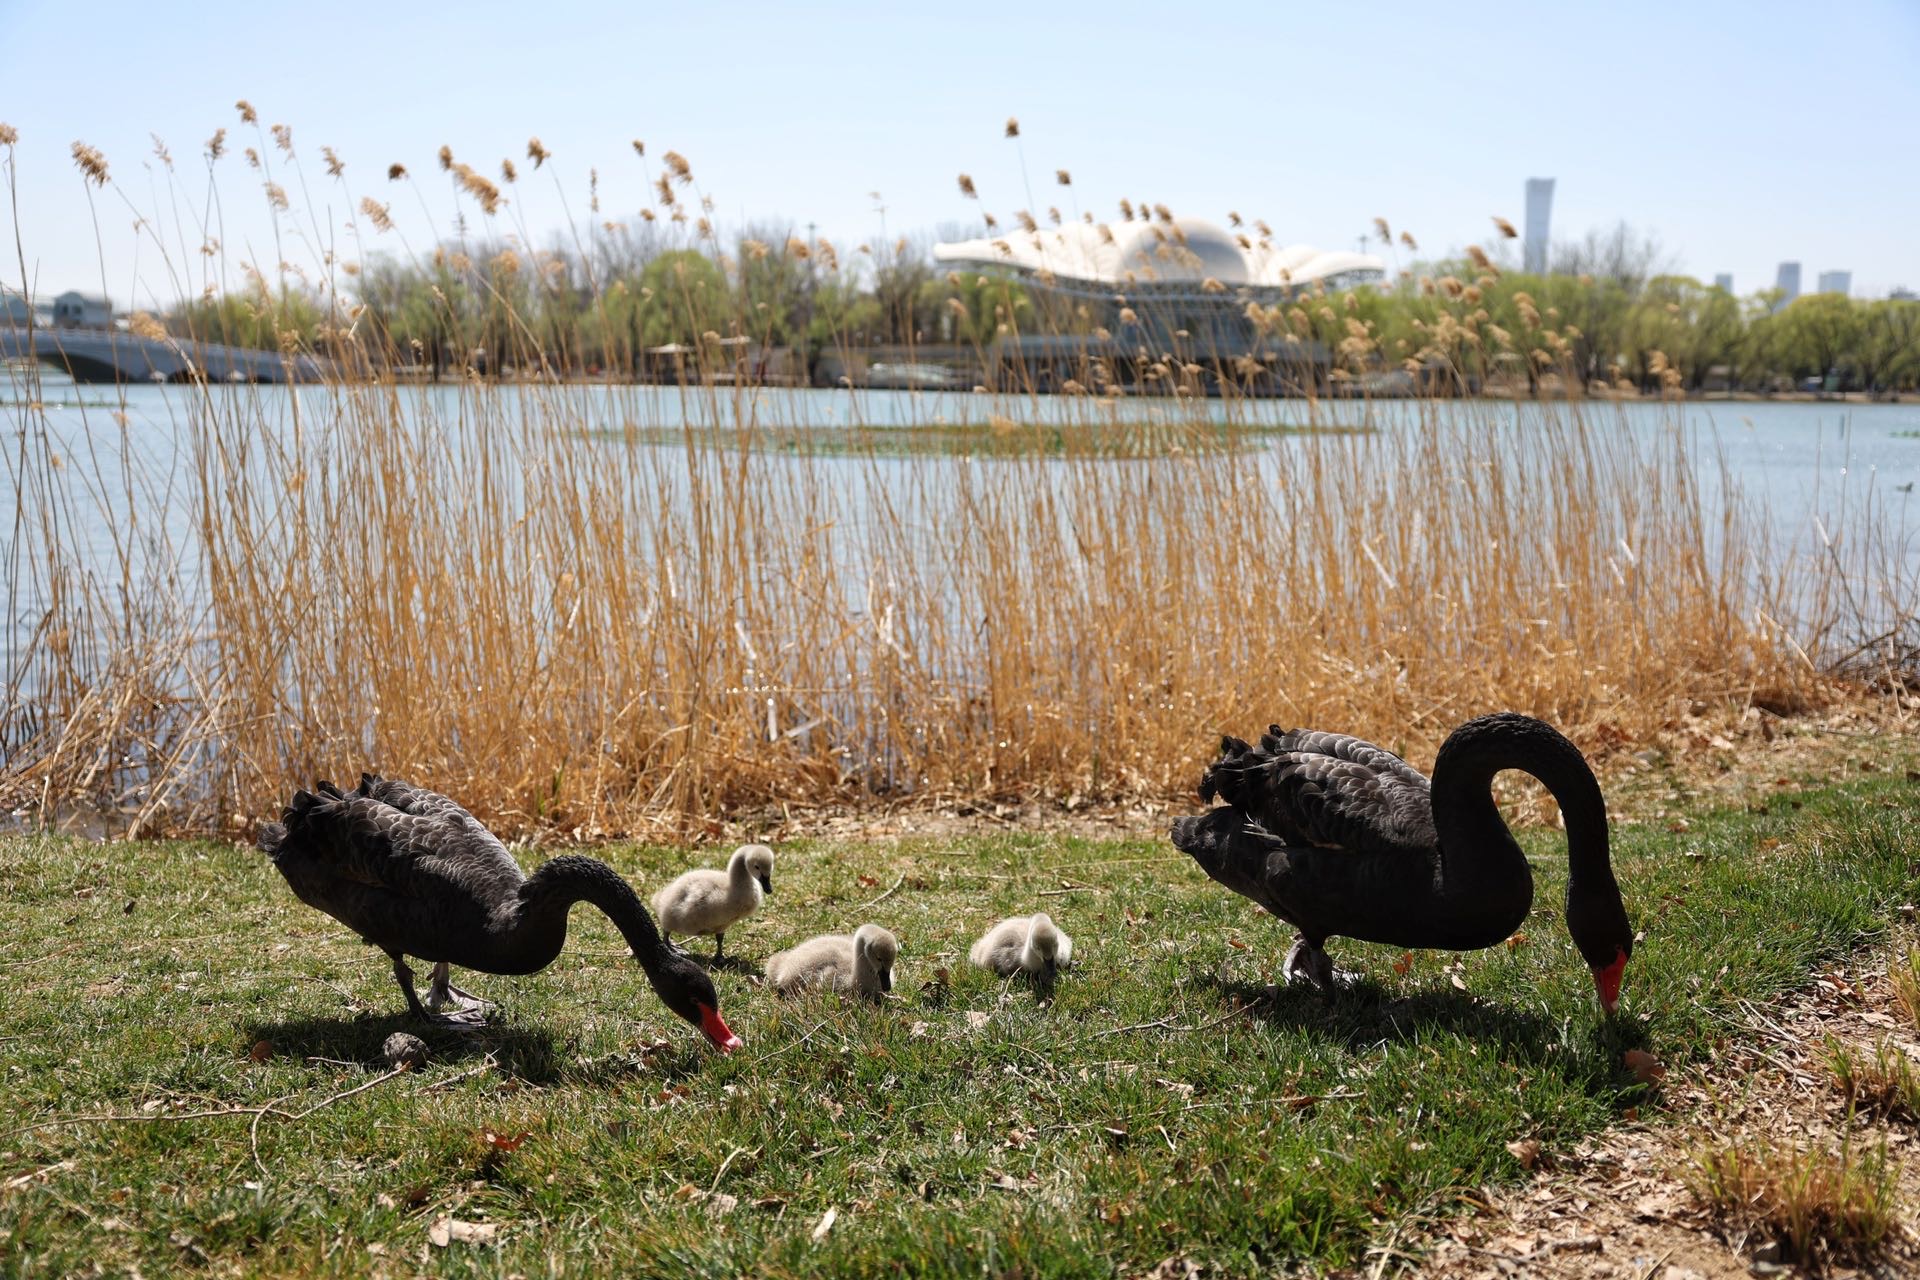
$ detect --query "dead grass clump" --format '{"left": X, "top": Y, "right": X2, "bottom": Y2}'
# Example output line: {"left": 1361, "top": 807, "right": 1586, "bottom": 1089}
{"left": 1891, "top": 947, "right": 1920, "bottom": 1030}
{"left": 1685, "top": 1137, "right": 1900, "bottom": 1267}
{"left": 1825, "top": 1036, "right": 1920, "bottom": 1121}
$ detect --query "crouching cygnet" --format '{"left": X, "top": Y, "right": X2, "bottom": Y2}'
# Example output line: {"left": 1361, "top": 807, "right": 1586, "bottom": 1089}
{"left": 651, "top": 844, "right": 775, "bottom": 961}
{"left": 765, "top": 924, "right": 898, "bottom": 999}
{"left": 969, "top": 912, "right": 1074, "bottom": 979}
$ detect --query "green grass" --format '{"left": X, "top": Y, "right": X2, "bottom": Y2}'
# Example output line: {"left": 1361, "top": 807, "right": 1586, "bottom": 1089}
{"left": 583, "top": 418, "right": 1356, "bottom": 458}
{"left": 1, "top": 778, "right": 1916, "bottom": 1277}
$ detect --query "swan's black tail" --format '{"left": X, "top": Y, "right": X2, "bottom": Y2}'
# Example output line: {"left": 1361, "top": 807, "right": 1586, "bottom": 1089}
{"left": 1197, "top": 729, "right": 1294, "bottom": 811}
{"left": 1169, "top": 805, "right": 1285, "bottom": 903}
{"left": 257, "top": 785, "right": 338, "bottom": 860}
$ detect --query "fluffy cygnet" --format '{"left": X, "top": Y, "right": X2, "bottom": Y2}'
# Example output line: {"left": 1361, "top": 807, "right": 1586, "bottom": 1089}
{"left": 765, "top": 923, "right": 898, "bottom": 999}
{"left": 651, "top": 844, "right": 775, "bottom": 960}
{"left": 968, "top": 912, "right": 1073, "bottom": 979}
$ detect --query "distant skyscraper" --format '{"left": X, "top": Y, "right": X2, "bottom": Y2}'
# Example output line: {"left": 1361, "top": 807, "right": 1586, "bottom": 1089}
{"left": 1713, "top": 273, "right": 1734, "bottom": 293}
{"left": 1523, "top": 178, "right": 1554, "bottom": 274}
{"left": 1817, "top": 270, "right": 1851, "bottom": 296}
{"left": 1775, "top": 262, "right": 1801, "bottom": 304}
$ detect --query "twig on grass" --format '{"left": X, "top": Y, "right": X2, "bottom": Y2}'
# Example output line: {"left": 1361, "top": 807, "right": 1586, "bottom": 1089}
{"left": 857, "top": 870, "right": 906, "bottom": 908}
{"left": 1091, "top": 1004, "right": 1256, "bottom": 1039}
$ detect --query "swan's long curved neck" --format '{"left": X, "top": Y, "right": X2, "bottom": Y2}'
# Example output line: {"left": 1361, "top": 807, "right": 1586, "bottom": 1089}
{"left": 1428, "top": 716, "right": 1611, "bottom": 947}
{"left": 517, "top": 856, "right": 667, "bottom": 968}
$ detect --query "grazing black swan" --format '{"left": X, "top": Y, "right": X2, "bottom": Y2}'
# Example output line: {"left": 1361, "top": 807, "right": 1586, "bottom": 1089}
{"left": 1169, "top": 712, "right": 1633, "bottom": 1012}
{"left": 259, "top": 774, "right": 742, "bottom": 1051}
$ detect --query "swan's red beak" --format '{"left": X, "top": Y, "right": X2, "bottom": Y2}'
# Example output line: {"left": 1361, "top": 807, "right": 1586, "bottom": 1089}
{"left": 698, "top": 1004, "right": 743, "bottom": 1053}
{"left": 1592, "top": 949, "right": 1627, "bottom": 1014}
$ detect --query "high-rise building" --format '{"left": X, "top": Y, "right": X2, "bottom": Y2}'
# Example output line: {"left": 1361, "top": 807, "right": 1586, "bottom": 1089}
{"left": 1713, "top": 273, "right": 1734, "bottom": 293}
{"left": 1775, "top": 262, "right": 1801, "bottom": 304}
{"left": 1523, "top": 178, "right": 1554, "bottom": 274}
{"left": 1817, "top": 270, "right": 1851, "bottom": 296}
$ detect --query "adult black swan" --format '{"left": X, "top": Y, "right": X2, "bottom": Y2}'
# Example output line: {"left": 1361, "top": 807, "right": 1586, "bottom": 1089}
{"left": 1169, "top": 713, "right": 1633, "bottom": 1012}
{"left": 259, "top": 774, "right": 742, "bottom": 1051}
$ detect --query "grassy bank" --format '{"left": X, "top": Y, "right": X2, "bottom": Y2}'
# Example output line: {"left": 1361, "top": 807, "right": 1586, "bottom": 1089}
{"left": 2, "top": 774, "right": 1915, "bottom": 1276}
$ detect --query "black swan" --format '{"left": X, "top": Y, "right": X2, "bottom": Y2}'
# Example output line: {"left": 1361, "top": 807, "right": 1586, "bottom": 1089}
{"left": 1169, "top": 712, "right": 1632, "bottom": 1012}
{"left": 259, "top": 774, "right": 742, "bottom": 1051}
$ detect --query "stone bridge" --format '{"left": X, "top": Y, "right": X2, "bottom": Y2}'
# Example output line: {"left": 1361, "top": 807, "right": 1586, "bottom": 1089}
{"left": 0, "top": 326, "right": 332, "bottom": 384}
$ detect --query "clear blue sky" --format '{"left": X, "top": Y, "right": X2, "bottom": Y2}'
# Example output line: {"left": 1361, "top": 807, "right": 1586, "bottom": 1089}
{"left": 3, "top": 0, "right": 1916, "bottom": 308}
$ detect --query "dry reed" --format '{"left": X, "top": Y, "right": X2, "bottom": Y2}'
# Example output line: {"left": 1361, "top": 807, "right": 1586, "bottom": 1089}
{"left": 0, "top": 122, "right": 1906, "bottom": 839}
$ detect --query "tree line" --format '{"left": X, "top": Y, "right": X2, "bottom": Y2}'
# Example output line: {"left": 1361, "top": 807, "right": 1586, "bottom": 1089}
{"left": 164, "top": 222, "right": 1920, "bottom": 395}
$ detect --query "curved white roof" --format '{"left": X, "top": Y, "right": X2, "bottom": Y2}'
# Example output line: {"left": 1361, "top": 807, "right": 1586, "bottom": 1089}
{"left": 933, "top": 217, "right": 1384, "bottom": 292}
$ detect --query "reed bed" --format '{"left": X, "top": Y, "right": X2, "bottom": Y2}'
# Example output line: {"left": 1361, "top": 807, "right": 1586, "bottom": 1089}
{"left": 0, "top": 119, "right": 1908, "bottom": 837}
{"left": 3, "top": 374, "right": 1858, "bottom": 838}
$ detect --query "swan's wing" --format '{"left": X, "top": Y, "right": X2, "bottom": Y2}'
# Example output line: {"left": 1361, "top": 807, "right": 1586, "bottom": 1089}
{"left": 354, "top": 774, "right": 519, "bottom": 878}
{"left": 1195, "top": 726, "right": 1435, "bottom": 859}
{"left": 271, "top": 783, "right": 523, "bottom": 897}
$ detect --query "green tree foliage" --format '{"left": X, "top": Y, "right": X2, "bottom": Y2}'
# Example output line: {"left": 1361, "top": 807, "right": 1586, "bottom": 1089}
{"left": 168, "top": 229, "right": 1920, "bottom": 396}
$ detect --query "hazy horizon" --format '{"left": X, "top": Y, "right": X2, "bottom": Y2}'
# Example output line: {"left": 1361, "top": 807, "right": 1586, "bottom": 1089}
{"left": 3, "top": 0, "right": 1916, "bottom": 308}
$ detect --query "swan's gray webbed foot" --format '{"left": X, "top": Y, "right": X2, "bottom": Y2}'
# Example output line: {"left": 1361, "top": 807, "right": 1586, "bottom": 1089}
{"left": 426, "top": 961, "right": 493, "bottom": 1025}
{"left": 1283, "top": 937, "right": 1354, "bottom": 991}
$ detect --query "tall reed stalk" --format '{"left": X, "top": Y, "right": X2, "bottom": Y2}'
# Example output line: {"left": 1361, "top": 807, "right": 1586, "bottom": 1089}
{"left": 0, "top": 120, "right": 1904, "bottom": 837}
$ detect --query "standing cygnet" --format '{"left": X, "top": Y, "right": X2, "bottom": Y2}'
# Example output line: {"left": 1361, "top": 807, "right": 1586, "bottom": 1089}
{"left": 651, "top": 844, "right": 775, "bottom": 961}
{"left": 969, "top": 912, "right": 1074, "bottom": 979}
{"left": 765, "top": 924, "right": 898, "bottom": 999}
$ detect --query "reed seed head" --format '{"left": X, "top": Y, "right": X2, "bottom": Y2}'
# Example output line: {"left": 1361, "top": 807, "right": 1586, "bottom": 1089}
{"left": 70, "top": 141, "right": 109, "bottom": 186}
{"left": 128, "top": 312, "right": 168, "bottom": 342}
{"left": 1373, "top": 216, "right": 1390, "bottom": 241}
{"left": 631, "top": 139, "right": 645, "bottom": 157}
{"left": 236, "top": 100, "right": 257, "bottom": 124}
{"left": 271, "top": 123, "right": 292, "bottom": 153}
{"left": 359, "top": 198, "right": 394, "bottom": 233}
{"left": 387, "top": 163, "right": 407, "bottom": 181}
{"left": 1492, "top": 216, "right": 1517, "bottom": 239}
{"left": 437, "top": 145, "right": 453, "bottom": 171}
{"left": 1055, "top": 168, "right": 1071, "bottom": 185}
{"left": 0, "top": 123, "right": 16, "bottom": 147}
{"left": 663, "top": 150, "right": 691, "bottom": 182}
{"left": 527, "top": 137, "right": 550, "bottom": 168}
{"left": 957, "top": 173, "right": 977, "bottom": 198}
{"left": 1004, "top": 117, "right": 1020, "bottom": 138}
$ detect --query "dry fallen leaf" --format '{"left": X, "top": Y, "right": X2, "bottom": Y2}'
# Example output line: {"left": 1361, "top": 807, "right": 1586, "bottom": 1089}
{"left": 1226, "top": 937, "right": 1250, "bottom": 951}
{"left": 1392, "top": 952, "right": 1413, "bottom": 976}
{"left": 1505, "top": 1137, "right": 1542, "bottom": 1169}
{"left": 965, "top": 1011, "right": 991, "bottom": 1030}
{"left": 1623, "top": 1048, "right": 1666, "bottom": 1084}
{"left": 427, "top": 1216, "right": 499, "bottom": 1247}
{"left": 810, "top": 1206, "right": 838, "bottom": 1243}
{"left": 909, "top": 1020, "right": 929, "bottom": 1037}
{"left": 247, "top": 1040, "right": 272, "bottom": 1063}
{"left": 481, "top": 1129, "right": 531, "bottom": 1152}
{"left": 1505, "top": 932, "right": 1529, "bottom": 950}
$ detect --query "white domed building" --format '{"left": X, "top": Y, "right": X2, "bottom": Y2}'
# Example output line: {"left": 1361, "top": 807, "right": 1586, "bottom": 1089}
{"left": 935, "top": 218, "right": 1382, "bottom": 298}
{"left": 930, "top": 217, "right": 1384, "bottom": 393}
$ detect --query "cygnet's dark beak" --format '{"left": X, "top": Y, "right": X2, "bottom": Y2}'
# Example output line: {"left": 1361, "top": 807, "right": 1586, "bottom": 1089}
{"left": 881, "top": 967, "right": 893, "bottom": 993}
{"left": 759, "top": 873, "right": 773, "bottom": 895}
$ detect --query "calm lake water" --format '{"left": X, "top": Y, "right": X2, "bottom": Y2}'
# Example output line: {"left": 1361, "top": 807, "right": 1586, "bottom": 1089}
{"left": 5, "top": 365, "right": 1919, "bottom": 666}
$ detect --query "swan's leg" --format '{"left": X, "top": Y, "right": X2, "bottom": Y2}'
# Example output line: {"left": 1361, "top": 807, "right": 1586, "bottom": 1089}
{"left": 389, "top": 953, "right": 429, "bottom": 1019}
{"left": 1283, "top": 938, "right": 1352, "bottom": 991}
{"left": 426, "top": 961, "right": 494, "bottom": 1021}
{"left": 712, "top": 931, "right": 726, "bottom": 962}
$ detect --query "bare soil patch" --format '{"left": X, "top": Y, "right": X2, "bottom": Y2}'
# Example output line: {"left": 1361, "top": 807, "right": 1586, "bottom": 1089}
{"left": 1388, "top": 929, "right": 1920, "bottom": 1280}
